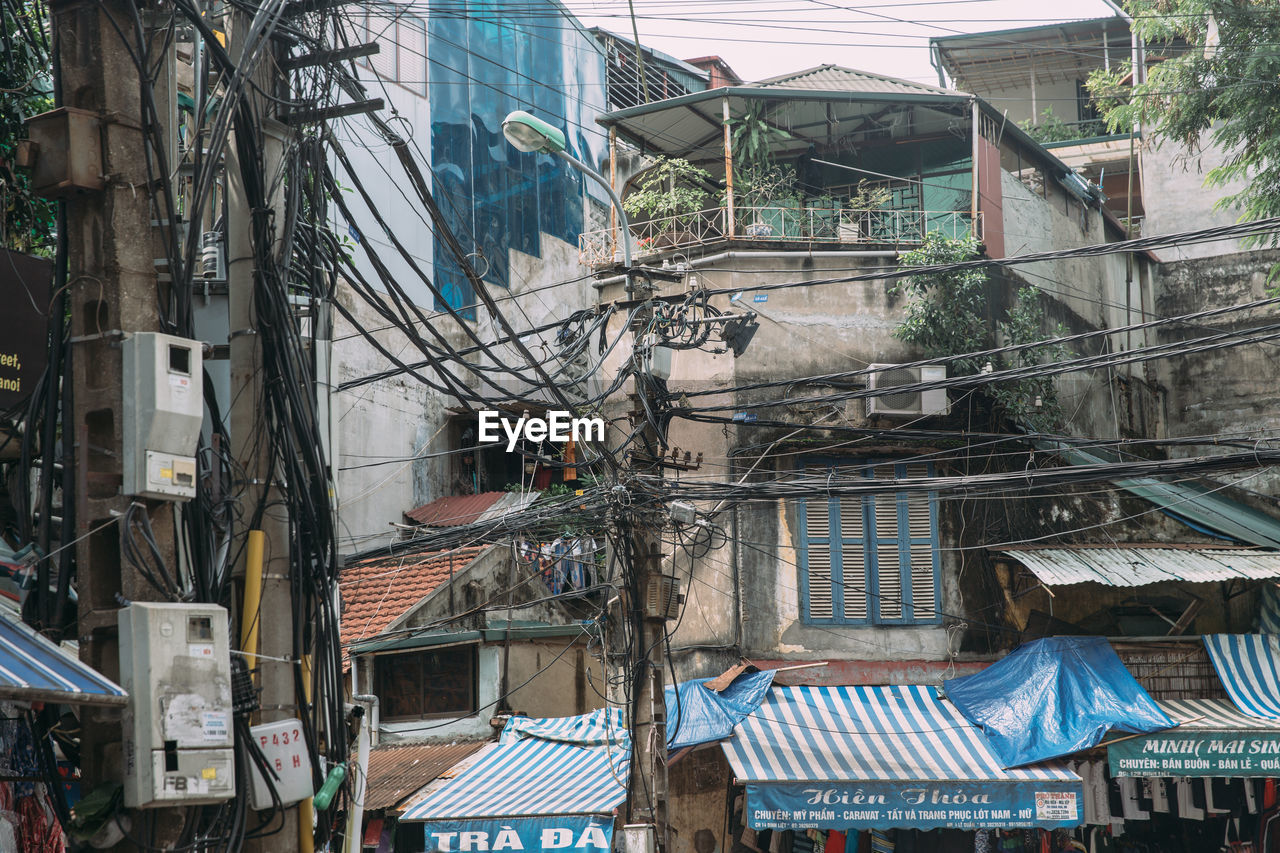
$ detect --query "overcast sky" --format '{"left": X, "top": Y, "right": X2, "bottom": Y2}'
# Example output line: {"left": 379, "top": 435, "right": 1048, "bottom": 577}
{"left": 567, "top": 0, "right": 1124, "bottom": 86}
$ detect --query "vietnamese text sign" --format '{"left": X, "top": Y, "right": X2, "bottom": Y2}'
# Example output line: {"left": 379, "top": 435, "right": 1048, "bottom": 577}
{"left": 423, "top": 815, "right": 614, "bottom": 852}
{"left": 0, "top": 250, "right": 50, "bottom": 409}
{"left": 1110, "top": 731, "right": 1280, "bottom": 777}
{"left": 746, "top": 781, "right": 1082, "bottom": 830}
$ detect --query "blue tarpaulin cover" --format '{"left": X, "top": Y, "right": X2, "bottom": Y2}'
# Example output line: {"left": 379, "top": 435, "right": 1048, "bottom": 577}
{"left": 943, "top": 636, "right": 1173, "bottom": 767}
{"left": 664, "top": 669, "right": 774, "bottom": 750}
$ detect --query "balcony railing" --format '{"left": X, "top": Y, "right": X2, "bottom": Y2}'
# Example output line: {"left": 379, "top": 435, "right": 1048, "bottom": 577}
{"left": 579, "top": 205, "right": 982, "bottom": 267}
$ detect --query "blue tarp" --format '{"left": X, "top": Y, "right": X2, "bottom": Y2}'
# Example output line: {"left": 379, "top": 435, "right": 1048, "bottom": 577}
{"left": 664, "top": 669, "right": 774, "bottom": 750}
{"left": 943, "top": 636, "right": 1173, "bottom": 768}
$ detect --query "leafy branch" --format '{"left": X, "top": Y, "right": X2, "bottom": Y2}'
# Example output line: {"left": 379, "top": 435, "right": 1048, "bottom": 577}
{"left": 893, "top": 233, "right": 1069, "bottom": 429}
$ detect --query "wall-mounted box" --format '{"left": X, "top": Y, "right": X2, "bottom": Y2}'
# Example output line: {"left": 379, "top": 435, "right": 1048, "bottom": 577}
{"left": 118, "top": 602, "right": 235, "bottom": 808}
{"left": 23, "top": 107, "right": 104, "bottom": 198}
{"left": 122, "top": 332, "right": 203, "bottom": 500}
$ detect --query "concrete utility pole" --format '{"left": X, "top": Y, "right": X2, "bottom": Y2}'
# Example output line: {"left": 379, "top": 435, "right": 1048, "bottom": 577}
{"left": 46, "top": 1, "right": 184, "bottom": 843}
{"left": 624, "top": 318, "right": 671, "bottom": 852}
{"left": 223, "top": 8, "right": 301, "bottom": 852}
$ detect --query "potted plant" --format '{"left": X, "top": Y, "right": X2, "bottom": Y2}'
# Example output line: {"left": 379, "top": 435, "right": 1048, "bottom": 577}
{"left": 622, "top": 156, "right": 714, "bottom": 250}
{"left": 734, "top": 162, "right": 802, "bottom": 237}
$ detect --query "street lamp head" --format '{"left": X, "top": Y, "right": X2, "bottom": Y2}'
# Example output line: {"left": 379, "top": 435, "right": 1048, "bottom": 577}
{"left": 502, "top": 110, "right": 566, "bottom": 154}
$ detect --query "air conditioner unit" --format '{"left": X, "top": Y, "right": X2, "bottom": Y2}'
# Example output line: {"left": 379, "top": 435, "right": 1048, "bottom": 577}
{"left": 866, "top": 364, "right": 950, "bottom": 418}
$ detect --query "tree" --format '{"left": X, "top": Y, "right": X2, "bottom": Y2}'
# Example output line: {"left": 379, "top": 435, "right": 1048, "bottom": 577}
{"left": 0, "top": 0, "right": 55, "bottom": 256}
{"left": 1088, "top": 1, "right": 1280, "bottom": 240}
{"left": 893, "top": 233, "right": 1069, "bottom": 428}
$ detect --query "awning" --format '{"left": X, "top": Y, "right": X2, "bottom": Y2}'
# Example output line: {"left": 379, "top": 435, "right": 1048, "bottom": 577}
{"left": 996, "top": 545, "right": 1280, "bottom": 587}
{"left": 0, "top": 611, "right": 127, "bottom": 706}
{"left": 944, "top": 637, "right": 1173, "bottom": 768}
{"left": 1203, "top": 634, "right": 1280, "bottom": 719}
{"left": 722, "top": 685, "right": 1083, "bottom": 831}
{"left": 665, "top": 668, "right": 774, "bottom": 750}
{"left": 401, "top": 709, "right": 628, "bottom": 852}
{"left": 1109, "top": 698, "right": 1280, "bottom": 777}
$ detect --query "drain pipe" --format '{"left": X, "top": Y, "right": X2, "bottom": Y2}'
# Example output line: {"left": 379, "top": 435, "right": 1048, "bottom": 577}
{"left": 345, "top": 695, "right": 378, "bottom": 853}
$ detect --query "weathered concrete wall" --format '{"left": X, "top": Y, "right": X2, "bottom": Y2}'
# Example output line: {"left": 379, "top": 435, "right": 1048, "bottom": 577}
{"left": 334, "top": 281, "right": 450, "bottom": 553}
{"left": 669, "top": 749, "right": 732, "bottom": 853}
{"left": 506, "top": 641, "right": 604, "bottom": 719}
{"left": 334, "top": 227, "right": 601, "bottom": 552}
{"left": 593, "top": 212, "right": 1136, "bottom": 676}
{"left": 1153, "top": 248, "right": 1280, "bottom": 495}
{"left": 1142, "top": 130, "right": 1249, "bottom": 260}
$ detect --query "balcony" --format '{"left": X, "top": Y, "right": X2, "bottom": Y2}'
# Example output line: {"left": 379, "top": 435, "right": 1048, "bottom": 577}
{"left": 579, "top": 205, "right": 982, "bottom": 267}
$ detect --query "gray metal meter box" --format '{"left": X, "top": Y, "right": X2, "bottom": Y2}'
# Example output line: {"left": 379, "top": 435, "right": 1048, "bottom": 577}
{"left": 122, "top": 332, "right": 203, "bottom": 501}
{"left": 118, "top": 602, "right": 235, "bottom": 808}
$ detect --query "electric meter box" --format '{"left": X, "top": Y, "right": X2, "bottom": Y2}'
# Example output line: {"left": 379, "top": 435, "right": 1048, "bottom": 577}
{"left": 118, "top": 602, "right": 235, "bottom": 807}
{"left": 122, "top": 332, "right": 203, "bottom": 501}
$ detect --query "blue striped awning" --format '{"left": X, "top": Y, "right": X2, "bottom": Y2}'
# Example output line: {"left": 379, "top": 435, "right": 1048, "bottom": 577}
{"left": 400, "top": 708, "right": 629, "bottom": 821}
{"left": 1204, "top": 634, "right": 1280, "bottom": 719}
{"left": 0, "top": 610, "right": 127, "bottom": 706}
{"left": 722, "top": 685, "right": 1083, "bottom": 831}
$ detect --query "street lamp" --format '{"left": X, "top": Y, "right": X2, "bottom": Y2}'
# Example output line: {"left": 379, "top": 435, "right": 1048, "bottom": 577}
{"left": 502, "top": 110, "right": 631, "bottom": 268}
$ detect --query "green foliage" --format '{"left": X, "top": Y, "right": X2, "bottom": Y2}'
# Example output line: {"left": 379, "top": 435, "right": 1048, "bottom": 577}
{"left": 893, "top": 233, "right": 1070, "bottom": 428}
{"left": 1087, "top": 0, "right": 1280, "bottom": 244}
{"left": 1019, "top": 106, "right": 1077, "bottom": 144}
{"left": 847, "top": 180, "right": 892, "bottom": 211}
{"left": 732, "top": 162, "right": 800, "bottom": 208}
{"left": 622, "top": 156, "right": 714, "bottom": 220}
{"left": 728, "top": 101, "right": 791, "bottom": 171}
{"left": 0, "top": 2, "right": 55, "bottom": 256}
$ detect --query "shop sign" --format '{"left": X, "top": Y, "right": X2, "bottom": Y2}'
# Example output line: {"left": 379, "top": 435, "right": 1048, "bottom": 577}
{"left": 1110, "top": 731, "right": 1280, "bottom": 777}
{"left": 423, "top": 815, "right": 613, "bottom": 852}
{"left": 745, "top": 781, "right": 1081, "bottom": 830}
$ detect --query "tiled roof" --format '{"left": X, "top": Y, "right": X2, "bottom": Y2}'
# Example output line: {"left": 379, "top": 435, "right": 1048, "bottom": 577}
{"left": 340, "top": 545, "right": 488, "bottom": 652}
{"left": 404, "top": 491, "right": 537, "bottom": 528}
{"left": 757, "top": 64, "right": 957, "bottom": 96}
{"left": 364, "top": 741, "right": 488, "bottom": 811}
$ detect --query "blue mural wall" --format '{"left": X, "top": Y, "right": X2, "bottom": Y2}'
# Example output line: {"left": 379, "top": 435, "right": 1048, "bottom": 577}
{"left": 428, "top": 2, "right": 609, "bottom": 317}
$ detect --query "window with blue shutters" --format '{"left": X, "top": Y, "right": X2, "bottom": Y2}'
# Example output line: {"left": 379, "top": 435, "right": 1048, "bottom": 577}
{"left": 797, "top": 459, "right": 941, "bottom": 625}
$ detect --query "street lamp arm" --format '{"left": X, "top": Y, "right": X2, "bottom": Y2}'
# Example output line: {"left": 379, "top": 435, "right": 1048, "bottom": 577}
{"left": 553, "top": 149, "right": 631, "bottom": 269}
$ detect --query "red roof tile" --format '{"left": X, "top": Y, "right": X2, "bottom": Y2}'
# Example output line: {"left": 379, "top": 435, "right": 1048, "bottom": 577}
{"left": 364, "top": 741, "right": 488, "bottom": 811}
{"left": 404, "top": 492, "right": 507, "bottom": 527}
{"left": 340, "top": 545, "right": 488, "bottom": 652}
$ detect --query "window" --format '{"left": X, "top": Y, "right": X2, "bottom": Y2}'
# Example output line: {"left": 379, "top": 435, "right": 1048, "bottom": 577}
{"left": 373, "top": 645, "right": 477, "bottom": 719}
{"left": 352, "top": 9, "right": 428, "bottom": 96}
{"left": 797, "top": 460, "right": 940, "bottom": 625}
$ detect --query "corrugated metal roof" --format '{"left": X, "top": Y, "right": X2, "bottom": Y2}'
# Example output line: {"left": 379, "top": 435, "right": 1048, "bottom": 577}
{"left": 404, "top": 492, "right": 505, "bottom": 527}
{"left": 757, "top": 64, "right": 957, "bottom": 96}
{"left": 364, "top": 741, "right": 488, "bottom": 812}
{"left": 404, "top": 491, "right": 536, "bottom": 528}
{"left": 0, "top": 611, "right": 128, "bottom": 706}
{"left": 998, "top": 545, "right": 1280, "bottom": 587}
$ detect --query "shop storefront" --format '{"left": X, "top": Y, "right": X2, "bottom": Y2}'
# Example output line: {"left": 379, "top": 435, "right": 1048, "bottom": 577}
{"left": 720, "top": 684, "right": 1084, "bottom": 832}
{"left": 399, "top": 709, "right": 629, "bottom": 853}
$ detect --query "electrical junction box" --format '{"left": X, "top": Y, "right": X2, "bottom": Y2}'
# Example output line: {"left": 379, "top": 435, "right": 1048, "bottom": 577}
{"left": 122, "top": 332, "right": 203, "bottom": 501}
{"left": 247, "top": 718, "right": 314, "bottom": 809}
{"left": 118, "top": 602, "right": 235, "bottom": 808}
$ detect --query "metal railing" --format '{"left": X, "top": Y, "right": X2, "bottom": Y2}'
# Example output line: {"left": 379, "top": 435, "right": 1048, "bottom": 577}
{"left": 579, "top": 205, "right": 982, "bottom": 267}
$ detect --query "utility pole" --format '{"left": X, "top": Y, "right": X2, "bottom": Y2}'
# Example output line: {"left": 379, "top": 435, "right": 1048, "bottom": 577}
{"left": 624, "top": 308, "right": 671, "bottom": 852}
{"left": 43, "top": 0, "right": 184, "bottom": 843}
{"left": 223, "top": 8, "right": 301, "bottom": 852}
